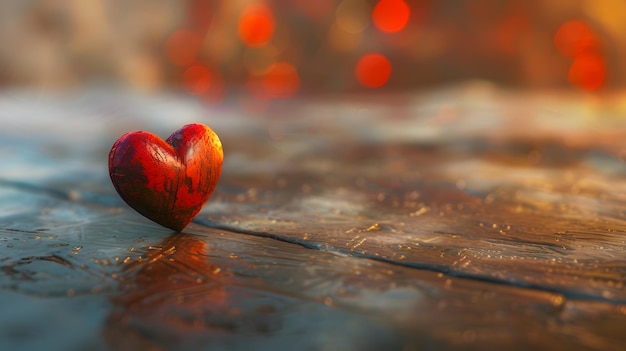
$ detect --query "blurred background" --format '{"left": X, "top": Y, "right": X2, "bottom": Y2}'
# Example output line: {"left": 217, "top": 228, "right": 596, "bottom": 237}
{"left": 0, "top": 0, "right": 624, "bottom": 103}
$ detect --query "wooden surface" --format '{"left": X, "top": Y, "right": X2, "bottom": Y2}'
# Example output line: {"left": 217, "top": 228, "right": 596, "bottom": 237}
{"left": 1, "top": 84, "right": 626, "bottom": 350}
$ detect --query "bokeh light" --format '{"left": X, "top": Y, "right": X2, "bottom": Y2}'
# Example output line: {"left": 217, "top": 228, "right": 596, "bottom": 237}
{"left": 554, "top": 19, "right": 606, "bottom": 91}
{"left": 1, "top": 1, "right": 624, "bottom": 95}
{"left": 247, "top": 62, "right": 300, "bottom": 100}
{"left": 238, "top": 4, "right": 275, "bottom": 47}
{"left": 181, "top": 64, "right": 213, "bottom": 95}
{"left": 165, "top": 29, "right": 202, "bottom": 66}
{"left": 554, "top": 20, "right": 599, "bottom": 59}
{"left": 372, "top": 0, "right": 410, "bottom": 33}
{"left": 180, "top": 64, "right": 224, "bottom": 102}
{"left": 262, "top": 62, "right": 300, "bottom": 99}
{"left": 355, "top": 53, "right": 391, "bottom": 88}
{"left": 568, "top": 52, "right": 606, "bottom": 91}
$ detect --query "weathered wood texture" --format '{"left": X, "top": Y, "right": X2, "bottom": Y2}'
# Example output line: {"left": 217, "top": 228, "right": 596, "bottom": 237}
{"left": 1, "top": 85, "right": 626, "bottom": 350}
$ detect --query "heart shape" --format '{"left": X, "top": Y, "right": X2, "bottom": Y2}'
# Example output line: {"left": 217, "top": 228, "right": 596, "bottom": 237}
{"left": 108, "top": 123, "right": 223, "bottom": 231}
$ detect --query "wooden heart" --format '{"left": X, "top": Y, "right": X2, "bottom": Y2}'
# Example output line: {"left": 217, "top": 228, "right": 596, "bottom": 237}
{"left": 108, "top": 123, "right": 223, "bottom": 231}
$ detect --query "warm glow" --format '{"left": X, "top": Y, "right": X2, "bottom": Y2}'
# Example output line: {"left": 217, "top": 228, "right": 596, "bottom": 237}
{"left": 180, "top": 64, "right": 224, "bottom": 102}
{"left": 238, "top": 4, "right": 275, "bottom": 47}
{"left": 242, "top": 45, "right": 279, "bottom": 75}
{"left": 328, "top": 20, "right": 362, "bottom": 52}
{"left": 118, "top": 52, "right": 162, "bottom": 91}
{"left": 293, "top": 0, "right": 335, "bottom": 19}
{"left": 554, "top": 20, "right": 598, "bottom": 59}
{"left": 568, "top": 53, "right": 606, "bottom": 91}
{"left": 495, "top": 14, "right": 529, "bottom": 54}
{"left": 372, "top": 0, "right": 410, "bottom": 33}
{"left": 181, "top": 64, "right": 213, "bottom": 95}
{"left": 355, "top": 53, "right": 391, "bottom": 88}
{"left": 336, "top": 0, "right": 370, "bottom": 34}
{"left": 247, "top": 62, "right": 300, "bottom": 100}
{"left": 165, "top": 29, "right": 202, "bottom": 66}
{"left": 189, "top": 0, "right": 214, "bottom": 31}
{"left": 262, "top": 62, "right": 300, "bottom": 99}
{"left": 554, "top": 19, "right": 606, "bottom": 91}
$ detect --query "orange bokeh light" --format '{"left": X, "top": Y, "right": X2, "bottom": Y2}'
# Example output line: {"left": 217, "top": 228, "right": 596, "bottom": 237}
{"left": 247, "top": 62, "right": 300, "bottom": 100}
{"left": 262, "top": 62, "right": 300, "bottom": 99}
{"left": 355, "top": 53, "right": 392, "bottom": 88}
{"left": 181, "top": 64, "right": 213, "bottom": 95}
{"left": 238, "top": 4, "right": 275, "bottom": 47}
{"left": 165, "top": 29, "right": 202, "bottom": 66}
{"left": 181, "top": 64, "right": 224, "bottom": 102}
{"left": 568, "top": 53, "right": 606, "bottom": 92}
{"left": 555, "top": 19, "right": 606, "bottom": 91}
{"left": 554, "top": 20, "right": 598, "bottom": 59}
{"left": 372, "top": 0, "right": 410, "bottom": 33}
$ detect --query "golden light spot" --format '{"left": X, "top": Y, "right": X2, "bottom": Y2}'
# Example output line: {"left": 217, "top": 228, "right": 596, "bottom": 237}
{"left": 372, "top": 0, "right": 410, "bottom": 33}
{"left": 355, "top": 53, "right": 392, "bottom": 88}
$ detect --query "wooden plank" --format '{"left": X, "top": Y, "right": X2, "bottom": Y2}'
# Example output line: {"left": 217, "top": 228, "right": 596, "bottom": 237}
{"left": 2, "top": 86, "right": 626, "bottom": 349}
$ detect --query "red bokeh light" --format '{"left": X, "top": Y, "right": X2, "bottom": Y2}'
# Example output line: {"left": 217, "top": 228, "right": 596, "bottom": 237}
{"left": 355, "top": 53, "right": 392, "bottom": 88}
{"left": 372, "top": 0, "right": 411, "bottom": 33}
{"left": 238, "top": 4, "right": 275, "bottom": 47}
{"left": 554, "top": 20, "right": 598, "bottom": 59}
{"left": 568, "top": 53, "right": 605, "bottom": 92}
{"left": 554, "top": 19, "right": 606, "bottom": 91}
{"left": 165, "top": 29, "right": 202, "bottom": 66}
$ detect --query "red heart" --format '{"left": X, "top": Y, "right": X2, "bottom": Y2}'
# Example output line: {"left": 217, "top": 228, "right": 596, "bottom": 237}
{"left": 108, "top": 123, "right": 223, "bottom": 231}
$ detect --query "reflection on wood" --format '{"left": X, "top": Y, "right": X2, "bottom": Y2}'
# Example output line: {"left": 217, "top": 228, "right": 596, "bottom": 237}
{"left": 105, "top": 234, "right": 229, "bottom": 350}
